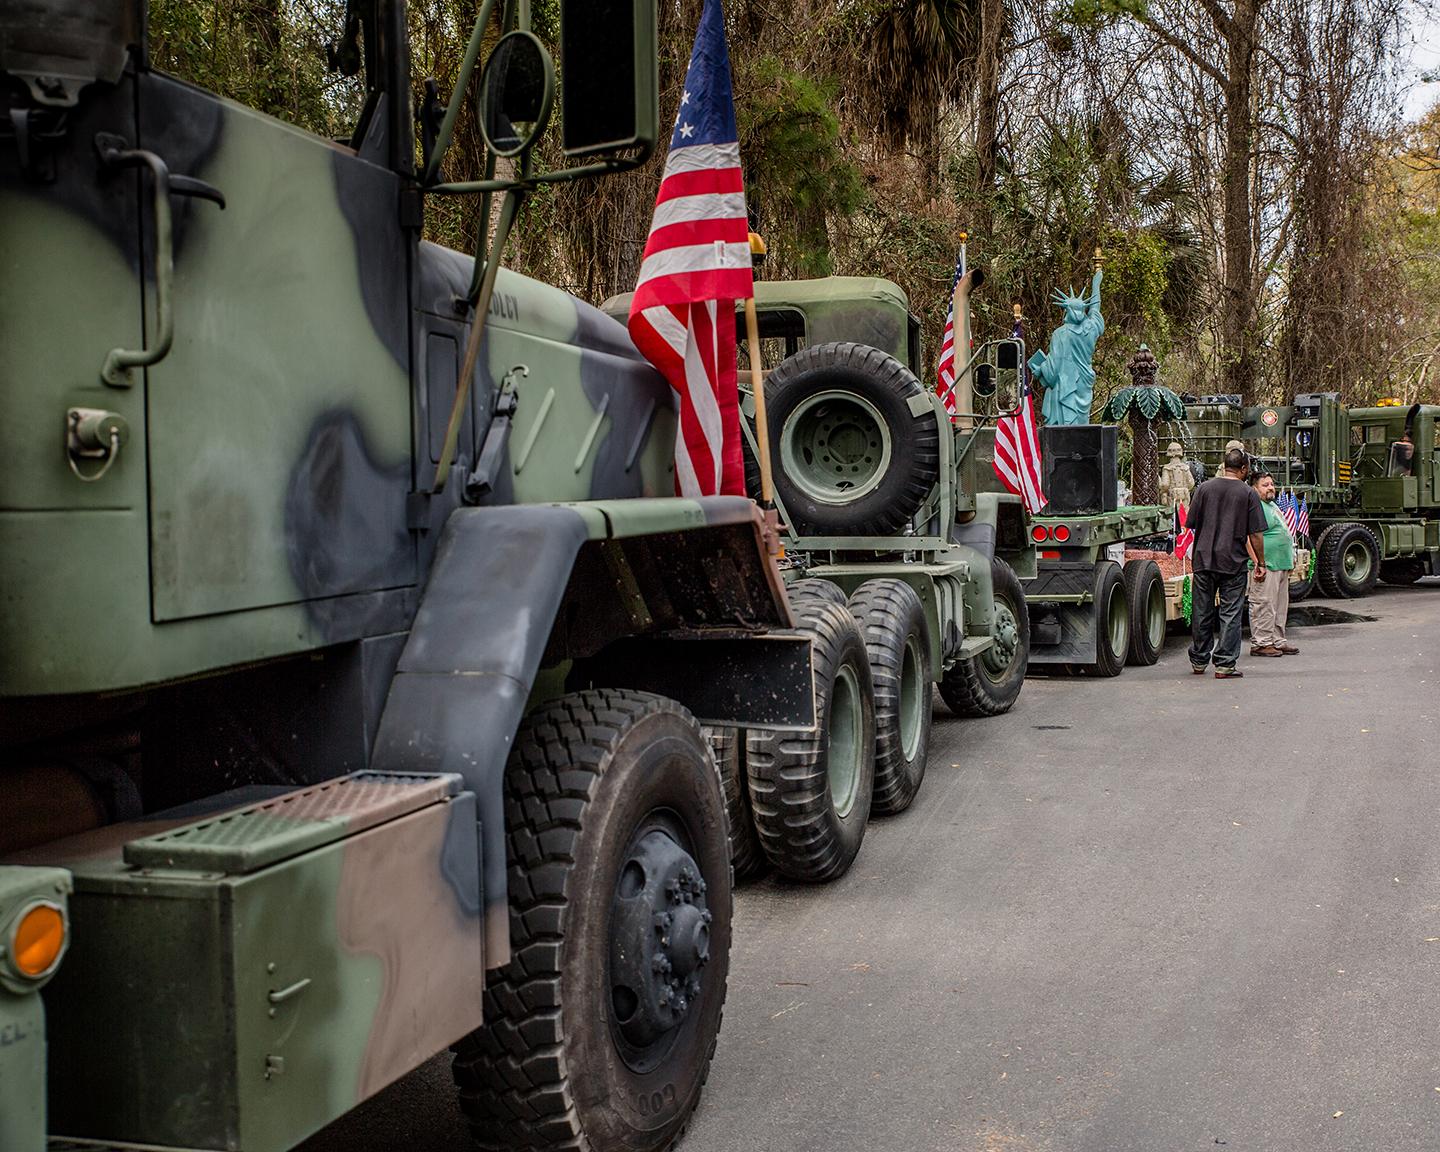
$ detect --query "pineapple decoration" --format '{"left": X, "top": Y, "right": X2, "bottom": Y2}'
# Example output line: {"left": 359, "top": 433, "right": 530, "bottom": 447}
{"left": 1099, "top": 345, "right": 1186, "bottom": 507}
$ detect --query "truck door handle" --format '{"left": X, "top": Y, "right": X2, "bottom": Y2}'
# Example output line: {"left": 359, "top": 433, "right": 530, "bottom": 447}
{"left": 268, "top": 977, "right": 311, "bottom": 1004}
{"left": 94, "top": 133, "right": 225, "bottom": 387}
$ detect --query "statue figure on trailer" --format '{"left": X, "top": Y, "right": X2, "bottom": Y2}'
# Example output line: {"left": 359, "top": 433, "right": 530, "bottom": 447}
{"left": 1029, "top": 258, "right": 1105, "bottom": 426}
{"left": 1159, "top": 441, "right": 1195, "bottom": 509}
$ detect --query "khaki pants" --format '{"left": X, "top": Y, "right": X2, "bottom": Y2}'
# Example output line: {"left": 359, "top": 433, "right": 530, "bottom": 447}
{"left": 1247, "top": 567, "right": 1290, "bottom": 648}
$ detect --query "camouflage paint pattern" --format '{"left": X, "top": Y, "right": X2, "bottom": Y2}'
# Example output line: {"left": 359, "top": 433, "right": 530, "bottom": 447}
{"left": 1, "top": 71, "right": 677, "bottom": 697}
{"left": 12, "top": 773, "right": 481, "bottom": 1152}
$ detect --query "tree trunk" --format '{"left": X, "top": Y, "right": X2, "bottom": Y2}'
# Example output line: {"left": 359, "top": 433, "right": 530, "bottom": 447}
{"left": 974, "top": 0, "right": 1004, "bottom": 231}
{"left": 1129, "top": 409, "right": 1160, "bottom": 506}
{"left": 1218, "top": 0, "right": 1260, "bottom": 402}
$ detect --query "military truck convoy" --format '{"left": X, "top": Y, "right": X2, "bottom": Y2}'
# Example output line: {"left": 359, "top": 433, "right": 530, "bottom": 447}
{"left": 1187, "top": 395, "right": 1439, "bottom": 598}
{"left": 0, "top": 2, "right": 1032, "bottom": 1150}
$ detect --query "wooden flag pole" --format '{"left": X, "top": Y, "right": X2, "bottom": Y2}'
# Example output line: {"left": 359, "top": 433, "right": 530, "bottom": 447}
{"left": 744, "top": 295, "right": 774, "bottom": 505}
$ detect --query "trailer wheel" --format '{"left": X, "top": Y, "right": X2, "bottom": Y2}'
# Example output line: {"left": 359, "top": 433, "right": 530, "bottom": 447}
{"left": 705, "top": 726, "right": 767, "bottom": 883}
{"left": 1380, "top": 558, "right": 1425, "bottom": 585}
{"left": 1122, "top": 559, "right": 1165, "bottom": 666}
{"left": 847, "top": 579, "right": 932, "bottom": 816}
{"left": 763, "top": 342, "right": 940, "bottom": 536}
{"left": 1317, "top": 522, "right": 1380, "bottom": 599}
{"left": 746, "top": 600, "right": 875, "bottom": 881}
{"left": 938, "top": 558, "right": 1029, "bottom": 717}
{"left": 785, "top": 577, "right": 849, "bottom": 607}
{"left": 452, "top": 691, "right": 730, "bottom": 1152}
{"left": 1083, "top": 560, "right": 1128, "bottom": 677}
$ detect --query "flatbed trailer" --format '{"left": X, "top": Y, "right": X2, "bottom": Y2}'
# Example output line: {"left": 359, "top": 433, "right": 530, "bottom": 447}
{"left": 1019, "top": 506, "right": 1173, "bottom": 675}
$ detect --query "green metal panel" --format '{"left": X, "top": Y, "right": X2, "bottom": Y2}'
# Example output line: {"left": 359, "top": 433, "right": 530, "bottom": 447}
{"left": 145, "top": 98, "right": 413, "bottom": 622}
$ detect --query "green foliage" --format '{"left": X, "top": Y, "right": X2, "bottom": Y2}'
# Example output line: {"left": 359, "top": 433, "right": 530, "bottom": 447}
{"left": 1054, "top": 0, "right": 1146, "bottom": 29}
{"left": 736, "top": 58, "right": 866, "bottom": 278}
{"left": 149, "top": 0, "right": 364, "bottom": 137}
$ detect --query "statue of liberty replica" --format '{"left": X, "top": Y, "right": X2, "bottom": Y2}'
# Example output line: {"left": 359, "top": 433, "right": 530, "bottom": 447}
{"left": 1029, "top": 251, "right": 1104, "bottom": 426}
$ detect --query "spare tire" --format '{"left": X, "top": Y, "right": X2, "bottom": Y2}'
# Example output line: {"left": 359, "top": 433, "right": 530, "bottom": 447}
{"left": 761, "top": 343, "right": 940, "bottom": 536}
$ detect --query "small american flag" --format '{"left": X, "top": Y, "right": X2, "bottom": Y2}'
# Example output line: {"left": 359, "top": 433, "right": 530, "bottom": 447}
{"left": 1296, "top": 494, "right": 1310, "bottom": 540}
{"left": 1278, "top": 490, "right": 1298, "bottom": 537}
{"left": 627, "top": 0, "right": 752, "bottom": 497}
{"left": 935, "top": 251, "right": 965, "bottom": 414}
{"left": 992, "top": 309, "right": 1046, "bottom": 514}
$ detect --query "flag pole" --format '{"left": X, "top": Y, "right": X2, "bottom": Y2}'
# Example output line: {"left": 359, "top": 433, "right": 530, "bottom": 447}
{"left": 744, "top": 295, "right": 774, "bottom": 505}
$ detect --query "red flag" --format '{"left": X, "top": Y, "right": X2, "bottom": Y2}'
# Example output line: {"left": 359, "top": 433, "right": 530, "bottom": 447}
{"left": 992, "top": 311, "right": 1047, "bottom": 514}
{"left": 627, "top": 0, "right": 751, "bottom": 496}
{"left": 1175, "top": 502, "right": 1194, "bottom": 561}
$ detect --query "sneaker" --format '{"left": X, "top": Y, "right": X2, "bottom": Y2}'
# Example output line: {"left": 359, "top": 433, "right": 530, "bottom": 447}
{"left": 1250, "top": 645, "right": 1284, "bottom": 657}
{"left": 1279, "top": 644, "right": 1299, "bottom": 654}
{"left": 1214, "top": 667, "right": 1244, "bottom": 678}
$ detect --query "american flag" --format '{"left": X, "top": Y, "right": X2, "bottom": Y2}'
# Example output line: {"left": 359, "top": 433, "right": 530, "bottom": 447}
{"left": 1278, "top": 490, "right": 1298, "bottom": 537}
{"left": 1296, "top": 493, "right": 1310, "bottom": 540}
{"left": 992, "top": 309, "right": 1046, "bottom": 514}
{"left": 627, "top": 0, "right": 752, "bottom": 497}
{"left": 935, "top": 250, "right": 965, "bottom": 414}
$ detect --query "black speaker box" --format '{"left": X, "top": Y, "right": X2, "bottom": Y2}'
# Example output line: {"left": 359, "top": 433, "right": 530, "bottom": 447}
{"left": 1041, "top": 424, "right": 1118, "bottom": 515}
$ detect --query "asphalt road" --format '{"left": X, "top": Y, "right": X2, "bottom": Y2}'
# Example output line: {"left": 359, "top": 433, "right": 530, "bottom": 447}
{"left": 301, "top": 581, "right": 1439, "bottom": 1152}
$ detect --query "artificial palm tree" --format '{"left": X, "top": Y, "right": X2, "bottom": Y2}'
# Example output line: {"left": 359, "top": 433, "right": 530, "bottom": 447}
{"left": 1099, "top": 345, "right": 1186, "bottom": 506}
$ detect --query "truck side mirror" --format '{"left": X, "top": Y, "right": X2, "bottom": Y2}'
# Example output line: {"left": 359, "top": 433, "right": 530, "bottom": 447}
{"left": 479, "top": 31, "right": 554, "bottom": 158}
{"left": 559, "top": 0, "right": 658, "bottom": 158}
{"left": 973, "top": 363, "right": 996, "bottom": 397}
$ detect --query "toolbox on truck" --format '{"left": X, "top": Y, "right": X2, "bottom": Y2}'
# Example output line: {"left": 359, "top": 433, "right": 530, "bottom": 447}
{"left": 30, "top": 772, "right": 483, "bottom": 1152}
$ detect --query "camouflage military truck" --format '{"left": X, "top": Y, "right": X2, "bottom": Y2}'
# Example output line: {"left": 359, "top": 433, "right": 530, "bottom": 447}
{"left": 1233, "top": 396, "right": 1440, "bottom": 597}
{"left": 0, "top": 3, "right": 826, "bottom": 1151}
{"left": 603, "top": 275, "right": 1035, "bottom": 883}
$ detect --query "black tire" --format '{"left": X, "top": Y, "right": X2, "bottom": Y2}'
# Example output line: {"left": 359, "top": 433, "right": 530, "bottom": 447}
{"left": 1083, "top": 560, "right": 1128, "bottom": 677}
{"left": 937, "top": 557, "right": 1030, "bottom": 717}
{"left": 452, "top": 691, "right": 730, "bottom": 1152}
{"left": 741, "top": 429, "right": 763, "bottom": 502}
{"left": 763, "top": 342, "right": 940, "bottom": 536}
{"left": 1122, "top": 559, "right": 1165, "bottom": 666}
{"left": 785, "top": 577, "right": 849, "bottom": 607}
{"left": 847, "top": 579, "right": 932, "bottom": 816}
{"left": 704, "top": 726, "right": 767, "bottom": 883}
{"left": 1380, "top": 558, "right": 1425, "bottom": 585}
{"left": 745, "top": 599, "right": 876, "bottom": 881}
{"left": 1317, "top": 522, "right": 1380, "bottom": 599}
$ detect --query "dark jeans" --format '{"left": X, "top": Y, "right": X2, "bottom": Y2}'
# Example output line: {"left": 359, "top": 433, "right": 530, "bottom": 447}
{"left": 1189, "top": 569, "right": 1247, "bottom": 670}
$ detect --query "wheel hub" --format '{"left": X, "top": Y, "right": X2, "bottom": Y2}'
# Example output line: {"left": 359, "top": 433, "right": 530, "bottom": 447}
{"left": 780, "top": 391, "right": 892, "bottom": 505}
{"left": 981, "top": 603, "right": 1019, "bottom": 676}
{"left": 609, "top": 828, "right": 711, "bottom": 1064}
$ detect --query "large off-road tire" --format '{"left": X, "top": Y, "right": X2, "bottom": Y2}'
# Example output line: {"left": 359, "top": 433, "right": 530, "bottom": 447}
{"left": 1316, "top": 522, "right": 1380, "bottom": 599}
{"left": 937, "top": 557, "right": 1029, "bottom": 717}
{"left": 784, "top": 577, "right": 849, "bottom": 607}
{"left": 746, "top": 600, "right": 876, "bottom": 881}
{"left": 1082, "top": 560, "right": 1128, "bottom": 677}
{"left": 847, "top": 579, "right": 932, "bottom": 816}
{"left": 452, "top": 691, "right": 730, "bottom": 1152}
{"left": 1380, "top": 558, "right": 1425, "bottom": 585}
{"left": 704, "top": 726, "right": 767, "bottom": 883}
{"left": 762, "top": 342, "right": 940, "bottom": 537}
{"left": 1122, "top": 558, "right": 1165, "bottom": 666}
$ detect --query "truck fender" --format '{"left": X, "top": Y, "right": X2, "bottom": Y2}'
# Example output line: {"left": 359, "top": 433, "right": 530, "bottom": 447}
{"left": 370, "top": 505, "right": 592, "bottom": 969}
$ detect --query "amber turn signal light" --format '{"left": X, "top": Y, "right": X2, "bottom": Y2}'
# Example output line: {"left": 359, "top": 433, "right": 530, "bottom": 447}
{"left": 12, "top": 901, "right": 65, "bottom": 977}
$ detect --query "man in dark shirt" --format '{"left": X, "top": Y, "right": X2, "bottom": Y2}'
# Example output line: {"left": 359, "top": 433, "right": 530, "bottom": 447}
{"left": 1184, "top": 448, "right": 1268, "bottom": 678}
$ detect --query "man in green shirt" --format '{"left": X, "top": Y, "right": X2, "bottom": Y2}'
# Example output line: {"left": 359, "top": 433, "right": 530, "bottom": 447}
{"left": 1247, "top": 474, "right": 1299, "bottom": 657}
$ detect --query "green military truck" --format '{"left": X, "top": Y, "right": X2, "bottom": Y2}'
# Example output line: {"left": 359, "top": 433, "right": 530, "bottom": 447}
{"left": 0, "top": 3, "right": 832, "bottom": 1151}
{"left": 605, "top": 273, "right": 1035, "bottom": 884}
{"left": 1194, "top": 395, "right": 1439, "bottom": 598}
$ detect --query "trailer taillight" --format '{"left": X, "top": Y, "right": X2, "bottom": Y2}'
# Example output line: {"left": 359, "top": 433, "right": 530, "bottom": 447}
{"left": 1052, "top": 524, "right": 1071, "bottom": 543}
{"left": 1031, "top": 525, "right": 1049, "bottom": 542}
